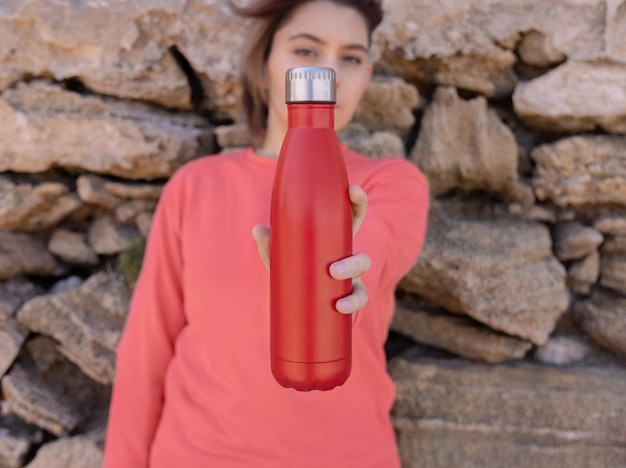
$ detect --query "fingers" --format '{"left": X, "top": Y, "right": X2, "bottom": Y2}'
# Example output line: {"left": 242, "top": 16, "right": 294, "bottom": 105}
{"left": 349, "top": 185, "right": 367, "bottom": 235}
{"left": 251, "top": 225, "right": 270, "bottom": 271}
{"left": 336, "top": 278, "right": 368, "bottom": 315}
{"left": 330, "top": 252, "right": 371, "bottom": 315}
{"left": 329, "top": 252, "right": 371, "bottom": 280}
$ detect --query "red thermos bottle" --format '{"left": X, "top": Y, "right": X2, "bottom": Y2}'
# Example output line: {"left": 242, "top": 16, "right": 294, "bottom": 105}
{"left": 270, "top": 67, "right": 352, "bottom": 391}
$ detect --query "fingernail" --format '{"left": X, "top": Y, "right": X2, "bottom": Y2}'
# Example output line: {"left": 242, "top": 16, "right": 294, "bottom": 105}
{"left": 336, "top": 298, "right": 351, "bottom": 313}
{"left": 333, "top": 262, "right": 346, "bottom": 276}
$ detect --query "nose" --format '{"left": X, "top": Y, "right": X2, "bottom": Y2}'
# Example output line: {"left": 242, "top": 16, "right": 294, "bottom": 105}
{"left": 328, "top": 62, "right": 342, "bottom": 90}
{"left": 318, "top": 57, "right": 342, "bottom": 93}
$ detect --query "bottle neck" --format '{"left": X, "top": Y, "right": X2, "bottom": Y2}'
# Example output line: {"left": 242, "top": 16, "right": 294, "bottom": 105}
{"left": 287, "top": 103, "right": 335, "bottom": 129}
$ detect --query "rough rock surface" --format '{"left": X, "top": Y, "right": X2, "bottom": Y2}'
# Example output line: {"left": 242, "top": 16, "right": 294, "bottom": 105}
{"left": 599, "top": 253, "right": 626, "bottom": 294}
{"left": 534, "top": 336, "right": 591, "bottom": 365}
{"left": 594, "top": 212, "right": 626, "bottom": 235}
{"left": 343, "top": 130, "right": 406, "bottom": 159}
{"left": 390, "top": 355, "right": 626, "bottom": 468}
{"left": 0, "top": 81, "right": 213, "bottom": 179}
{"left": 399, "top": 203, "right": 570, "bottom": 345}
{"left": 48, "top": 230, "right": 99, "bottom": 266}
{"left": 514, "top": 60, "right": 626, "bottom": 133}
{"left": 0, "top": 414, "right": 42, "bottom": 468}
{"left": 0, "top": 177, "right": 82, "bottom": 231}
{"left": 553, "top": 221, "right": 604, "bottom": 261}
{"left": 353, "top": 76, "right": 422, "bottom": 133}
{"left": 567, "top": 251, "right": 601, "bottom": 295}
{"left": 24, "top": 436, "right": 102, "bottom": 468}
{"left": 1, "top": 337, "right": 109, "bottom": 437}
{"left": 574, "top": 289, "right": 626, "bottom": 358}
{"left": 87, "top": 215, "right": 142, "bottom": 256}
{"left": 411, "top": 87, "right": 532, "bottom": 203}
{"left": 0, "top": 232, "right": 64, "bottom": 280}
{"left": 532, "top": 135, "right": 626, "bottom": 207}
{"left": 391, "top": 304, "right": 533, "bottom": 363}
{"left": 16, "top": 273, "right": 129, "bottom": 385}
{"left": 374, "top": 0, "right": 608, "bottom": 97}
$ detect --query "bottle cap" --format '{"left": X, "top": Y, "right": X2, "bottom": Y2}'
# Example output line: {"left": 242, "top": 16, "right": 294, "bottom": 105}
{"left": 285, "top": 67, "right": 336, "bottom": 103}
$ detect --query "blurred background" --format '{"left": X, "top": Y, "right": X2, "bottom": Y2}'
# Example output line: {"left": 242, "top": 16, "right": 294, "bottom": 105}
{"left": 0, "top": 0, "right": 625, "bottom": 467}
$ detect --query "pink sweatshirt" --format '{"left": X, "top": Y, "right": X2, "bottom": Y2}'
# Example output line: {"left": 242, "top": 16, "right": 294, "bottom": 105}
{"left": 104, "top": 146, "right": 429, "bottom": 468}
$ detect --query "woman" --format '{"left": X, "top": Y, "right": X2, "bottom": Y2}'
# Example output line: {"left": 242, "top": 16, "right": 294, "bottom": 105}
{"left": 103, "top": 1, "right": 429, "bottom": 467}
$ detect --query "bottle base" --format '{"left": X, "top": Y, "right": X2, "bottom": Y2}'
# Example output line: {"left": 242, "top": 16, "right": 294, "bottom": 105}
{"left": 271, "top": 356, "right": 351, "bottom": 391}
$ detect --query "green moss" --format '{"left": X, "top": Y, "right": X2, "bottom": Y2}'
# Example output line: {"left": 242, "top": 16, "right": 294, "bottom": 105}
{"left": 116, "top": 241, "right": 146, "bottom": 290}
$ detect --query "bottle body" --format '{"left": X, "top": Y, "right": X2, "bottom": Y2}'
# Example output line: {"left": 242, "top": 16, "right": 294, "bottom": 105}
{"left": 270, "top": 104, "right": 352, "bottom": 391}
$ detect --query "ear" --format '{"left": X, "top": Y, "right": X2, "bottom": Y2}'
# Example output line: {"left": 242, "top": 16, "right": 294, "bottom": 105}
{"left": 365, "top": 63, "right": 373, "bottom": 82}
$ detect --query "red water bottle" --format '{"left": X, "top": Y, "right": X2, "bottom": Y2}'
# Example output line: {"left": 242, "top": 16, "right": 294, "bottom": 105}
{"left": 270, "top": 67, "right": 352, "bottom": 391}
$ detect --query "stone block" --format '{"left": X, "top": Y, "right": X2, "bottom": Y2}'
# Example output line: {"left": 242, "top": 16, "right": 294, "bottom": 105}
{"left": 390, "top": 356, "right": 626, "bottom": 468}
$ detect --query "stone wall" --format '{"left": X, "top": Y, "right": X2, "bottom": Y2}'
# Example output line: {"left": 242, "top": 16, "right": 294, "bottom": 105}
{"left": 0, "top": 0, "right": 625, "bottom": 467}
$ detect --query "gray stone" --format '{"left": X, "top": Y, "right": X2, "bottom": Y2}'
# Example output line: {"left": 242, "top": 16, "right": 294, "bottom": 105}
{"left": 103, "top": 179, "right": 163, "bottom": 200}
{"left": 599, "top": 254, "right": 626, "bottom": 295}
{"left": 48, "top": 230, "right": 99, "bottom": 266}
{"left": 0, "top": 279, "right": 36, "bottom": 375}
{"left": 0, "top": 316, "right": 29, "bottom": 377}
{"left": 0, "top": 277, "right": 40, "bottom": 319}
{"left": 607, "top": 0, "right": 626, "bottom": 62}
{"left": 88, "top": 215, "right": 142, "bottom": 256}
{"left": 514, "top": 60, "right": 626, "bottom": 133}
{"left": 0, "top": 177, "right": 82, "bottom": 231}
{"left": 532, "top": 135, "right": 626, "bottom": 208}
{"left": 1, "top": 364, "right": 80, "bottom": 436}
{"left": 353, "top": 76, "right": 422, "bottom": 133}
{"left": 411, "top": 87, "right": 532, "bottom": 204}
{"left": 77, "top": 175, "right": 163, "bottom": 214}
{"left": 136, "top": 211, "right": 154, "bottom": 238}
{"left": 0, "top": 232, "right": 64, "bottom": 280}
{"left": 48, "top": 276, "right": 84, "bottom": 296}
{"left": 0, "top": 80, "right": 213, "bottom": 180}
{"left": 574, "top": 289, "right": 626, "bottom": 358}
{"left": 553, "top": 221, "right": 604, "bottom": 261}
{"left": 345, "top": 131, "right": 406, "bottom": 159}
{"left": 594, "top": 213, "right": 626, "bottom": 235}
{"left": 76, "top": 174, "right": 124, "bottom": 209}
{"left": 399, "top": 204, "right": 570, "bottom": 344}
{"left": 215, "top": 124, "right": 252, "bottom": 150}
{"left": 507, "top": 203, "right": 558, "bottom": 224}
{"left": 25, "top": 436, "right": 103, "bottom": 468}
{"left": 0, "top": 414, "right": 43, "bottom": 468}
{"left": 517, "top": 30, "right": 566, "bottom": 68}
{"left": 173, "top": 0, "right": 247, "bottom": 118}
{"left": 391, "top": 304, "right": 532, "bottom": 363}
{"left": 1, "top": 338, "right": 110, "bottom": 436}
{"left": 374, "top": 0, "right": 516, "bottom": 97}
{"left": 114, "top": 199, "right": 158, "bottom": 225}
{"left": 390, "top": 356, "right": 626, "bottom": 468}
{"left": 374, "top": 0, "right": 607, "bottom": 98}
{"left": 0, "top": 0, "right": 191, "bottom": 109}
{"left": 601, "top": 235, "right": 626, "bottom": 254}
{"left": 16, "top": 272, "right": 129, "bottom": 385}
{"left": 533, "top": 336, "right": 591, "bottom": 365}
{"left": 568, "top": 251, "right": 600, "bottom": 296}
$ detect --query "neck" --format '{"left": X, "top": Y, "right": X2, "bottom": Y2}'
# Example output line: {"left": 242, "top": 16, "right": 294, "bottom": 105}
{"left": 256, "top": 119, "right": 287, "bottom": 158}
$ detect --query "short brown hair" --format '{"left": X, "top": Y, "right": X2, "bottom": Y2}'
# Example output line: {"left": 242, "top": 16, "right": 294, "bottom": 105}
{"left": 231, "top": 0, "right": 384, "bottom": 146}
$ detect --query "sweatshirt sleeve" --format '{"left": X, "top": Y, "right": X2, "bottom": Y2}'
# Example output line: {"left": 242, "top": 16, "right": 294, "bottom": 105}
{"left": 354, "top": 157, "right": 429, "bottom": 298}
{"left": 103, "top": 177, "right": 187, "bottom": 468}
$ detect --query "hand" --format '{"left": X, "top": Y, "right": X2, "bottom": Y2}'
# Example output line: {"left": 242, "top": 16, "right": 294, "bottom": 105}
{"left": 252, "top": 185, "right": 371, "bottom": 315}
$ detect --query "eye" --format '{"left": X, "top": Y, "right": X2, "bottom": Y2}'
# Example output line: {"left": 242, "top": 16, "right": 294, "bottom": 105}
{"left": 343, "top": 55, "right": 364, "bottom": 65}
{"left": 294, "top": 48, "right": 316, "bottom": 58}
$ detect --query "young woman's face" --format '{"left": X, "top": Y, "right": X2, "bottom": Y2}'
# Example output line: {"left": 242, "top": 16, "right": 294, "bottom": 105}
{"left": 264, "top": 1, "right": 373, "bottom": 134}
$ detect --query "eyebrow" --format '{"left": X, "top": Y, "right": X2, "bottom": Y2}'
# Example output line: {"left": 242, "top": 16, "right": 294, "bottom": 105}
{"left": 288, "top": 33, "right": 368, "bottom": 53}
